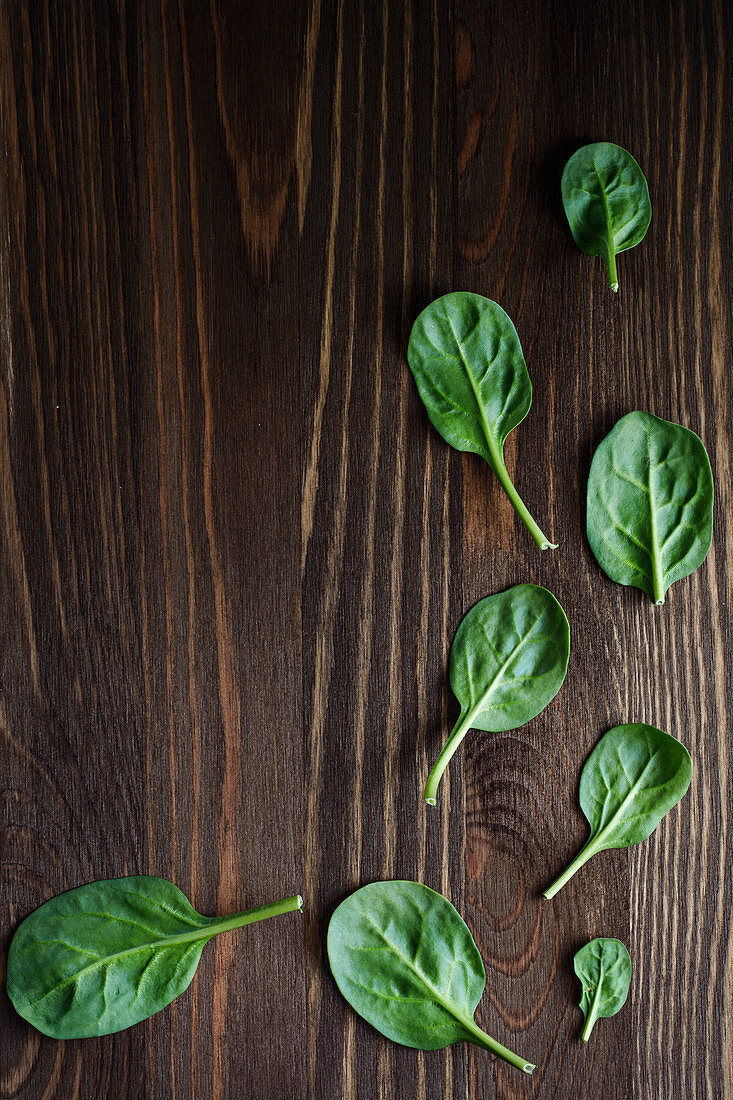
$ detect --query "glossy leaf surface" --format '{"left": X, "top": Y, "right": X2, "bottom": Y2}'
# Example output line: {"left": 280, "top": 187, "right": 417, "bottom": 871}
{"left": 587, "top": 411, "right": 713, "bottom": 605}
{"left": 544, "top": 724, "right": 692, "bottom": 898}
{"left": 424, "top": 584, "right": 569, "bottom": 804}
{"left": 7, "top": 876, "right": 303, "bottom": 1038}
{"left": 574, "top": 938, "right": 632, "bottom": 1041}
{"left": 407, "top": 292, "right": 556, "bottom": 549}
{"left": 561, "top": 142, "right": 651, "bottom": 290}
{"left": 327, "top": 880, "right": 535, "bottom": 1074}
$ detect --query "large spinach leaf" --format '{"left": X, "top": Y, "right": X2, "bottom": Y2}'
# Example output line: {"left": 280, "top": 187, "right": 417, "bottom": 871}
{"left": 561, "top": 142, "right": 651, "bottom": 290}
{"left": 6, "top": 876, "right": 303, "bottom": 1038}
{"left": 587, "top": 411, "right": 713, "bottom": 605}
{"left": 425, "top": 584, "right": 569, "bottom": 805}
{"left": 573, "top": 938, "right": 632, "bottom": 1041}
{"left": 543, "top": 724, "right": 692, "bottom": 899}
{"left": 407, "top": 292, "right": 557, "bottom": 549}
{"left": 327, "top": 880, "right": 535, "bottom": 1074}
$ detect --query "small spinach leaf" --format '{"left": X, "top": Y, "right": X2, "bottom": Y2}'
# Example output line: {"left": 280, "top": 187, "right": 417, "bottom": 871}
{"left": 424, "top": 584, "right": 569, "bottom": 805}
{"left": 6, "top": 876, "right": 303, "bottom": 1038}
{"left": 543, "top": 724, "right": 692, "bottom": 899}
{"left": 407, "top": 292, "right": 557, "bottom": 549}
{"left": 573, "top": 938, "right": 632, "bottom": 1041}
{"left": 587, "top": 411, "right": 713, "bottom": 605}
{"left": 561, "top": 142, "right": 651, "bottom": 290}
{"left": 327, "top": 880, "right": 535, "bottom": 1074}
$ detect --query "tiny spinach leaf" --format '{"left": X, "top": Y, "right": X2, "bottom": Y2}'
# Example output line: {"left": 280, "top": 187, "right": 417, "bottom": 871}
{"left": 424, "top": 584, "right": 569, "bottom": 805}
{"left": 561, "top": 142, "right": 651, "bottom": 290}
{"left": 6, "top": 876, "right": 303, "bottom": 1038}
{"left": 327, "top": 880, "right": 535, "bottom": 1074}
{"left": 407, "top": 292, "right": 557, "bottom": 549}
{"left": 573, "top": 938, "right": 632, "bottom": 1042}
{"left": 587, "top": 411, "right": 713, "bottom": 605}
{"left": 543, "top": 724, "right": 692, "bottom": 899}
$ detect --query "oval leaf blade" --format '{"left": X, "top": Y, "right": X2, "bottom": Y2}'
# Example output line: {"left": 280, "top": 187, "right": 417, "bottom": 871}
{"left": 327, "top": 881, "right": 535, "bottom": 1074}
{"left": 587, "top": 411, "right": 713, "bottom": 605}
{"left": 425, "top": 585, "right": 570, "bottom": 804}
{"left": 574, "top": 938, "right": 632, "bottom": 1041}
{"left": 544, "top": 724, "right": 692, "bottom": 898}
{"left": 579, "top": 723, "right": 692, "bottom": 847}
{"left": 7, "top": 876, "right": 303, "bottom": 1038}
{"left": 450, "top": 585, "right": 570, "bottom": 732}
{"left": 561, "top": 142, "right": 651, "bottom": 290}
{"left": 407, "top": 292, "right": 556, "bottom": 549}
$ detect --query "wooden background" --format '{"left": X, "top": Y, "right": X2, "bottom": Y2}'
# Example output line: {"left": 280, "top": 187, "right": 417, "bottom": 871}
{"left": 0, "top": 0, "right": 730, "bottom": 1097}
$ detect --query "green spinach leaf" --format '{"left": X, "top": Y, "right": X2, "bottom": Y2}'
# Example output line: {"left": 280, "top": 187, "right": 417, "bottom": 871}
{"left": 573, "top": 938, "right": 632, "bottom": 1042}
{"left": 6, "top": 876, "right": 303, "bottom": 1038}
{"left": 587, "top": 411, "right": 713, "bottom": 605}
{"left": 561, "top": 142, "right": 651, "bottom": 290}
{"left": 327, "top": 880, "right": 535, "bottom": 1074}
{"left": 543, "top": 724, "right": 692, "bottom": 899}
{"left": 424, "top": 584, "right": 569, "bottom": 805}
{"left": 407, "top": 292, "right": 557, "bottom": 549}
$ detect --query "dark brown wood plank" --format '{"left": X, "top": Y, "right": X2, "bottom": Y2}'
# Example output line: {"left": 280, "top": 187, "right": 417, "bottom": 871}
{"left": 0, "top": 0, "right": 731, "bottom": 1098}
{"left": 299, "top": 1, "right": 467, "bottom": 1097}
{"left": 0, "top": 1, "right": 306, "bottom": 1096}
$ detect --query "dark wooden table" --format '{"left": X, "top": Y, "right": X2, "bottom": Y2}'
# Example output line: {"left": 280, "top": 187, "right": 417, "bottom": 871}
{"left": 1, "top": 1, "right": 730, "bottom": 1097}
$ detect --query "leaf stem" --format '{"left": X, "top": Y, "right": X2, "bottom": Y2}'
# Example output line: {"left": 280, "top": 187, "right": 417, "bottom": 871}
{"left": 581, "top": 982, "right": 603, "bottom": 1042}
{"left": 492, "top": 457, "right": 557, "bottom": 550}
{"left": 424, "top": 712, "right": 473, "bottom": 805}
{"left": 218, "top": 895, "right": 304, "bottom": 934}
{"left": 605, "top": 247, "right": 619, "bottom": 292}
{"left": 647, "top": 462, "right": 666, "bottom": 605}
{"left": 542, "top": 839, "right": 595, "bottom": 900}
{"left": 457, "top": 1012, "right": 535, "bottom": 1074}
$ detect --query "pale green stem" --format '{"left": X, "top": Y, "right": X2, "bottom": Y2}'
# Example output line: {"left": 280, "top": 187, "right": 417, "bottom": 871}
{"left": 215, "top": 894, "right": 304, "bottom": 933}
{"left": 605, "top": 247, "right": 619, "bottom": 292}
{"left": 581, "top": 982, "right": 603, "bottom": 1042}
{"left": 174, "top": 895, "right": 305, "bottom": 944}
{"left": 492, "top": 457, "right": 558, "bottom": 550}
{"left": 651, "top": 558, "right": 665, "bottom": 605}
{"left": 457, "top": 1012, "right": 535, "bottom": 1074}
{"left": 424, "top": 712, "right": 474, "bottom": 805}
{"left": 542, "top": 839, "right": 596, "bottom": 900}
{"left": 647, "top": 462, "right": 665, "bottom": 605}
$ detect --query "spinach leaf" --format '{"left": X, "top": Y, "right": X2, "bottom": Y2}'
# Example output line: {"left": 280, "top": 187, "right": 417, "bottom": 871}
{"left": 327, "top": 880, "right": 535, "bottom": 1074}
{"left": 573, "top": 938, "right": 632, "bottom": 1042}
{"left": 407, "top": 292, "right": 557, "bottom": 550}
{"left": 6, "top": 876, "right": 303, "bottom": 1038}
{"left": 587, "top": 411, "right": 713, "bottom": 605}
{"left": 561, "top": 142, "right": 651, "bottom": 290}
{"left": 425, "top": 584, "right": 569, "bottom": 805}
{"left": 543, "top": 724, "right": 692, "bottom": 899}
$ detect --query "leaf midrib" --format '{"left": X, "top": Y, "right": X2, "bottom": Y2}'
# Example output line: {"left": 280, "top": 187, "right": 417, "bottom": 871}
{"left": 356, "top": 908, "right": 477, "bottom": 1034}
{"left": 465, "top": 612, "right": 546, "bottom": 720}
{"left": 21, "top": 919, "right": 232, "bottom": 1007}
{"left": 444, "top": 315, "right": 504, "bottom": 471}
{"left": 593, "top": 164, "right": 616, "bottom": 258}
{"left": 587, "top": 749, "right": 663, "bottom": 851}
{"left": 646, "top": 433, "right": 665, "bottom": 602}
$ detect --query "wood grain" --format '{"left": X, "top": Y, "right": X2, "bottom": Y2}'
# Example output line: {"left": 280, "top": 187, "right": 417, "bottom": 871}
{"left": 0, "top": 0, "right": 730, "bottom": 1097}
